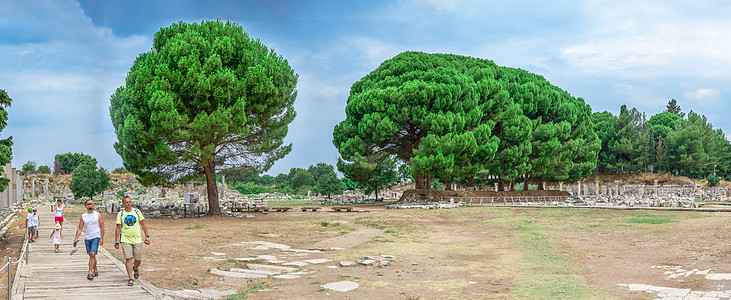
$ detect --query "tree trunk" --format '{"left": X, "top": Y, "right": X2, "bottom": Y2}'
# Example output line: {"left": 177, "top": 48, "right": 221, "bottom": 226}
{"left": 445, "top": 182, "right": 452, "bottom": 190}
{"left": 425, "top": 174, "right": 432, "bottom": 190}
{"left": 498, "top": 179, "right": 505, "bottom": 191}
{"left": 415, "top": 175, "right": 425, "bottom": 189}
{"left": 509, "top": 181, "right": 515, "bottom": 191}
{"left": 203, "top": 162, "right": 221, "bottom": 216}
{"left": 537, "top": 176, "right": 545, "bottom": 190}
{"left": 468, "top": 176, "right": 475, "bottom": 187}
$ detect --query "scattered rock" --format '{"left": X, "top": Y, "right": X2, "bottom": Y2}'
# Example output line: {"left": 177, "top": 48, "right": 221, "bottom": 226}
{"left": 282, "top": 261, "right": 309, "bottom": 267}
{"left": 359, "top": 259, "right": 376, "bottom": 266}
{"left": 340, "top": 261, "right": 355, "bottom": 267}
{"left": 378, "top": 260, "right": 391, "bottom": 266}
{"left": 321, "top": 281, "right": 360, "bottom": 292}
{"left": 273, "top": 274, "right": 300, "bottom": 279}
{"left": 302, "top": 258, "right": 331, "bottom": 264}
{"left": 330, "top": 247, "right": 346, "bottom": 251}
{"left": 210, "top": 268, "right": 267, "bottom": 279}
{"left": 247, "top": 264, "right": 297, "bottom": 274}
{"left": 211, "top": 252, "right": 226, "bottom": 256}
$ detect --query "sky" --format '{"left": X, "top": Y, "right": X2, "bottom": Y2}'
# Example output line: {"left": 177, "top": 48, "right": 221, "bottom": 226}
{"left": 2, "top": 0, "right": 731, "bottom": 176}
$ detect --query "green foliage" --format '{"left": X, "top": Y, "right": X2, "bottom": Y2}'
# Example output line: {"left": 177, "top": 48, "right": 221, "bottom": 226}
{"left": 54, "top": 153, "right": 96, "bottom": 175}
{"left": 317, "top": 171, "right": 344, "bottom": 197}
{"left": 287, "top": 168, "right": 315, "bottom": 189}
{"left": 665, "top": 99, "right": 685, "bottom": 118}
{"left": 397, "top": 162, "right": 413, "bottom": 183}
{"left": 37, "top": 165, "right": 52, "bottom": 174}
{"left": 706, "top": 175, "right": 721, "bottom": 186}
{"left": 341, "top": 177, "right": 358, "bottom": 190}
{"left": 338, "top": 156, "right": 399, "bottom": 201}
{"left": 334, "top": 51, "right": 599, "bottom": 190}
{"left": 0, "top": 89, "right": 13, "bottom": 192}
{"left": 112, "top": 166, "right": 127, "bottom": 174}
{"left": 116, "top": 189, "right": 126, "bottom": 198}
{"left": 20, "top": 161, "right": 37, "bottom": 175}
{"left": 608, "top": 105, "right": 651, "bottom": 173}
{"left": 70, "top": 160, "right": 110, "bottom": 200}
{"left": 233, "top": 182, "right": 274, "bottom": 194}
{"left": 110, "top": 20, "right": 297, "bottom": 215}
{"left": 333, "top": 52, "right": 502, "bottom": 188}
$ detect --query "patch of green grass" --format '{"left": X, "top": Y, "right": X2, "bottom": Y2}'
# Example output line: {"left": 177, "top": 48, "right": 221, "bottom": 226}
{"left": 185, "top": 222, "right": 205, "bottom": 230}
{"left": 223, "top": 283, "right": 267, "bottom": 300}
{"left": 511, "top": 216, "right": 611, "bottom": 299}
{"left": 626, "top": 213, "right": 674, "bottom": 224}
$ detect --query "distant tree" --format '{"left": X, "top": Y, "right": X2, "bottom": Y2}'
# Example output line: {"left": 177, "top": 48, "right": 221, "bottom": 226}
{"left": 21, "top": 161, "right": 37, "bottom": 175}
{"left": 70, "top": 161, "right": 110, "bottom": 200}
{"left": 0, "top": 89, "right": 13, "bottom": 192}
{"left": 112, "top": 166, "right": 127, "bottom": 174}
{"left": 287, "top": 168, "right": 315, "bottom": 190}
{"left": 665, "top": 99, "right": 685, "bottom": 118}
{"left": 54, "top": 153, "right": 96, "bottom": 175}
{"left": 592, "top": 111, "right": 618, "bottom": 172}
{"left": 317, "top": 172, "right": 344, "bottom": 197}
{"left": 37, "top": 165, "right": 52, "bottom": 174}
{"left": 109, "top": 20, "right": 298, "bottom": 215}
{"left": 397, "top": 163, "right": 413, "bottom": 183}
{"left": 339, "top": 156, "right": 399, "bottom": 201}
{"left": 647, "top": 111, "right": 682, "bottom": 171}
{"left": 609, "top": 105, "right": 650, "bottom": 173}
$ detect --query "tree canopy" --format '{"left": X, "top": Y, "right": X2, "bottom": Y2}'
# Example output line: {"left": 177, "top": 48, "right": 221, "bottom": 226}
{"left": 70, "top": 160, "right": 110, "bottom": 200}
{"left": 334, "top": 51, "right": 598, "bottom": 190}
{"left": 110, "top": 20, "right": 298, "bottom": 215}
{"left": 54, "top": 152, "right": 96, "bottom": 175}
{"left": 0, "top": 89, "right": 12, "bottom": 192}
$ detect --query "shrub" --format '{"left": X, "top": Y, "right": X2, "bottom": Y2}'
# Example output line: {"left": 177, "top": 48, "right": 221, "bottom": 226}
{"left": 234, "top": 182, "right": 274, "bottom": 195}
{"left": 707, "top": 175, "right": 721, "bottom": 186}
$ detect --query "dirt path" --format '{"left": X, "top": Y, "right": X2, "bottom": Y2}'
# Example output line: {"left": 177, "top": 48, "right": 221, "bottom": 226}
{"left": 309, "top": 222, "right": 384, "bottom": 250}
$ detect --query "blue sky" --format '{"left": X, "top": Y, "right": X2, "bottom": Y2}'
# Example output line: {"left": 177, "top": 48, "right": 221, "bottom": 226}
{"left": 2, "top": 0, "right": 730, "bottom": 176}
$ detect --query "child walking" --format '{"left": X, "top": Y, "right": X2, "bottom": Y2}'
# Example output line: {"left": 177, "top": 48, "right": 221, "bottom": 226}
{"left": 50, "top": 223, "right": 63, "bottom": 252}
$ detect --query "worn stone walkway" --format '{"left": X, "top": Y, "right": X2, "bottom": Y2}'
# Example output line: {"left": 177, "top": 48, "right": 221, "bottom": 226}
{"left": 12, "top": 204, "right": 165, "bottom": 299}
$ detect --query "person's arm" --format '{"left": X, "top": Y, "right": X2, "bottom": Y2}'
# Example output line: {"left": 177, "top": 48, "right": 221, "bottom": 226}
{"left": 50, "top": 230, "right": 54, "bottom": 238}
{"left": 114, "top": 223, "right": 121, "bottom": 249}
{"left": 140, "top": 219, "right": 150, "bottom": 245}
{"left": 74, "top": 217, "right": 84, "bottom": 245}
{"left": 98, "top": 213, "right": 104, "bottom": 246}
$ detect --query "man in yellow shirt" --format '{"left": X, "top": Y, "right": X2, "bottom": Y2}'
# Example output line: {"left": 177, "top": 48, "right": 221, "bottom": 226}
{"left": 114, "top": 196, "right": 150, "bottom": 286}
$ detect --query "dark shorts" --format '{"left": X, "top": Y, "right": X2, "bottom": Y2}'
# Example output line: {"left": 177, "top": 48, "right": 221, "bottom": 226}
{"left": 85, "top": 238, "right": 100, "bottom": 254}
{"left": 27, "top": 227, "right": 36, "bottom": 234}
{"left": 55, "top": 216, "right": 64, "bottom": 223}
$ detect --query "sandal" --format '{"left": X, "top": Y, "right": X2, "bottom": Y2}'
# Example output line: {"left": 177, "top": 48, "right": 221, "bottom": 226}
{"left": 133, "top": 266, "right": 139, "bottom": 279}
{"left": 127, "top": 279, "right": 134, "bottom": 286}
{"left": 93, "top": 271, "right": 99, "bottom": 277}
{"left": 87, "top": 273, "right": 94, "bottom": 280}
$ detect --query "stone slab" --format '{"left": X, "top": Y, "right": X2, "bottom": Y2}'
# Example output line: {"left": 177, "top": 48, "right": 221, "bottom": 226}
{"left": 321, "top": 281, "right": 360, "bottom": 292}
{"left": 246, "top": 264, "right": 297, "bottom": 274}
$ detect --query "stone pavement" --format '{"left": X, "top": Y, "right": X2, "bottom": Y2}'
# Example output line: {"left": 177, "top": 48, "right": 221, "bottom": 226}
{"left": 12, "top": 204, "right": 165, "bottom": 299}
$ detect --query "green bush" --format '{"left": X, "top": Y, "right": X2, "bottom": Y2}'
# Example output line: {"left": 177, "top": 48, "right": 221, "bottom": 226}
{"left": 707, "top": 175, "right": 721, "bottom": 186}
{"left": 234, "top": 182, "right": 274, "bottom": 195}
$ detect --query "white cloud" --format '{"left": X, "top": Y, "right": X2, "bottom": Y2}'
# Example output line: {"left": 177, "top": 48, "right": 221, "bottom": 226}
{"left": 685, "top": 88, "right": 720, "bottom": 101}
{"left": 0, "top": 0, "right": 151, "bottom": 170}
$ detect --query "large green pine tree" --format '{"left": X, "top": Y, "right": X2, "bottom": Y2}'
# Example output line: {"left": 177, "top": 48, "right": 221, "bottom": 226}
{"left": 110, "top": 20, "right": 297, "bottom": 215}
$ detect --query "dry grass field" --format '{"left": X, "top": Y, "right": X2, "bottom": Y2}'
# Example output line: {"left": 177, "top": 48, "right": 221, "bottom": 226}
{"left": 5, "top": 202, "right": 731, "bottom": 299}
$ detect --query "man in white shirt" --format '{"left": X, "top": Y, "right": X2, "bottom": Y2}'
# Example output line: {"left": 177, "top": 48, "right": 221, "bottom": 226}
{"left": 73, "top": 200, "right": 105, "bottom": 280}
